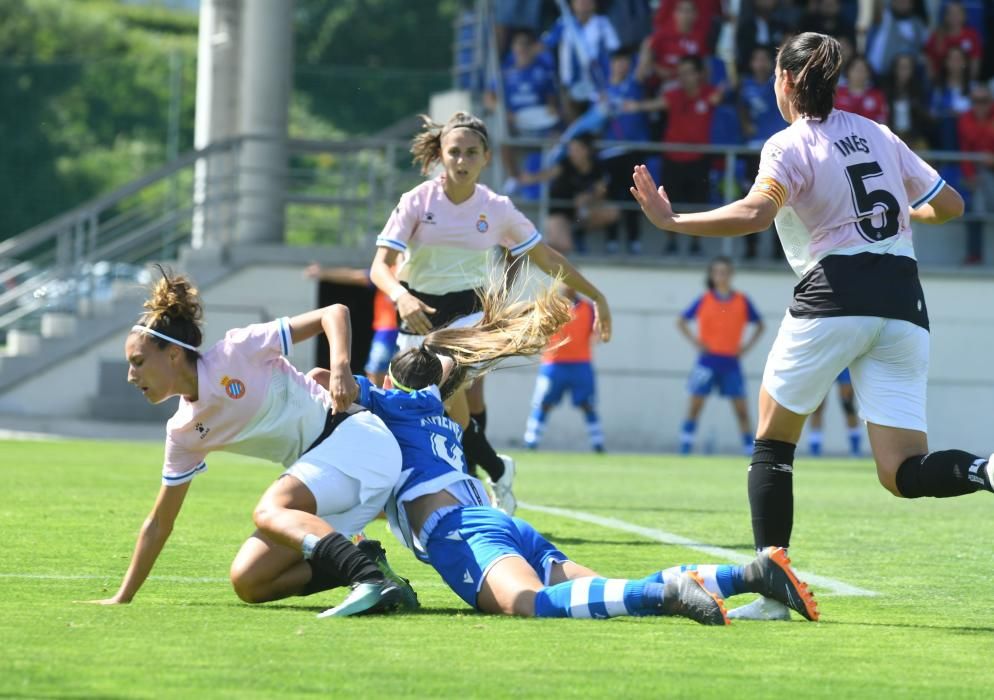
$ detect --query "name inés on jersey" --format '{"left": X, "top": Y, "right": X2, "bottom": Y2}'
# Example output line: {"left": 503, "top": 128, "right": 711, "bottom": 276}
{"left": 833, "top": 132, "right": 871, "bottom": 157}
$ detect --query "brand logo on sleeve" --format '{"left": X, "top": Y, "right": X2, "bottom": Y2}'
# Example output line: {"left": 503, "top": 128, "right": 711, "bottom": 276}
{"left": 476, "top": 214, "right": 489, "bottom": 233}
{"left": 423, "top": 211, "right": 436, "bottom": 224}
{"left": 220, "top": 376, "right": 246, "bottom": 399}
{"left": 195, "top": 422, "right": 210, "bottom": 439}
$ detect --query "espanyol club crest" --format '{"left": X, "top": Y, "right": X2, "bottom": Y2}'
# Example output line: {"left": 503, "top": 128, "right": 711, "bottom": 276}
{"left": 476, "top": 214, "right": 489, "bottom": 233}
{"left": 220, "top": 375, "right": 246, "bottom": 399}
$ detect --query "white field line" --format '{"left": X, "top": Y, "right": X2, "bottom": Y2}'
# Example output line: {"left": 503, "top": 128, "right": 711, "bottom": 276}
{"left": 520, "top": 501, "right": 878, "bottom": 597}
{"left": 0, "top": 573, "right": 228, "bottom": 583}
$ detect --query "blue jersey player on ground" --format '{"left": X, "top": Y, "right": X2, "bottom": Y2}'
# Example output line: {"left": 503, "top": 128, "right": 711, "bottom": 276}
{"left": 309, "top": 276, "right": 818, "bottom": 623}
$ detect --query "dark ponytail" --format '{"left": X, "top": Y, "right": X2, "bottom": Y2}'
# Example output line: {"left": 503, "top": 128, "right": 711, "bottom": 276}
{"left": 777, "top": 32, "right": 843, "bottom": 121}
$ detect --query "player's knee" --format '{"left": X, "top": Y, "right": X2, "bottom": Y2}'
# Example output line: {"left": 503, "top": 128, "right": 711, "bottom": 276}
{"left": 512, "top": 590, "right": 538, "bottom": 617}
{"left": 229, "top": 564, "right": 267, "bottom": 604}
{"left": 875, "top": 461, "right": 904, "bottom": 497}
{"left": 252, "top": 502, "right": 278, "bottom": 532}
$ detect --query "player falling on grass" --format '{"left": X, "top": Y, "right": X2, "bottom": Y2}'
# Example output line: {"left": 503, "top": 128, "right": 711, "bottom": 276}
{"left": 303, "top": 263, "right": 399, "bottom": 386}
{"left": 523, "top": 284, "right": 604, "bottom": 452}
{"left": 309, "top": 271, "right": 819, "bottom": 623}
{"left": 677, "top": 256, "right": 764, "bottom": 455}
{"left": 87, "top": 268, "right": 417, "bottom": 617}
{"left": 808, "top": 369, "right": 862, "bottom": 457}
{"left": 630, "top": 31, "right": 991, "bottom": 620}
{"left": 369, "top": 111, "right": 612, "bottom": 516}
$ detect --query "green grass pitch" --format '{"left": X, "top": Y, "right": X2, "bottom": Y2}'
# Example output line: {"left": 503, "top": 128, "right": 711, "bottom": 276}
{"left": 2, "top": 439, "right": 992, "bottom": 698}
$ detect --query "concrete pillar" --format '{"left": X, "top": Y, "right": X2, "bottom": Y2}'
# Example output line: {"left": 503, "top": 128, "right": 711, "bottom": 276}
{"left": 192, "top": 0, "right": 240, "bottom": 250}
{"left": 234, "top": 0, "right": 293, "bottom": 244}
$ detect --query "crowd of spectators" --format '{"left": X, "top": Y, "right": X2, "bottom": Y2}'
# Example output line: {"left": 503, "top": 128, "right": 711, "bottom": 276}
{"left": 483, "top": 0, "right": 994, "bottom": 264}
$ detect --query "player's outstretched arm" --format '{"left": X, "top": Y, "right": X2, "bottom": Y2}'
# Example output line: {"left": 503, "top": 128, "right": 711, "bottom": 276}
{"left": 84, "top": 482, "right": 191, "bottom": 604}
{"left": 910, "top": 183, "right": 964, "bottom": 224}
{"left": 290, "top": 304, "right": 357, "bottom": 412}
{"left": 525, "top": 242, "right": 612, "bottom": 342}
{"left": 630, "top": 164, "right": 777, "bottom": 236}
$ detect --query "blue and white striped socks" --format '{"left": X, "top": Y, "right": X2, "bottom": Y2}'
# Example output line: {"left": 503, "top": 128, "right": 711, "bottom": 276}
{"left": 647, "top": 564, "right": 746, "bottom": 599}
{"left": 533, "top": 577, "right": 664, "bottom": 618}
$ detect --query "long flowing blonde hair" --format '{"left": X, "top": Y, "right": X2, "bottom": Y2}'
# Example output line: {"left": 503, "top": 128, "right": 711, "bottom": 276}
{"left": 389, "top": 264, "right": 571, "bottom": 397}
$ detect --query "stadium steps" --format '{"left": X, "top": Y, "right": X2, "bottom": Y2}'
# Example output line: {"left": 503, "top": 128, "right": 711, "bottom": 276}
{"left": 88, "top": 359, "right": 177, "bottom": 422}
{"left": 0, "top": 255, "right": 235, "bottom": 405}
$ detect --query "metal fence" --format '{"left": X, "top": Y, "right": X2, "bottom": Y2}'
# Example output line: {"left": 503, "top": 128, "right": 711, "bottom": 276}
{"left": 1, "top": 131, "right": 988, "bottom": 340}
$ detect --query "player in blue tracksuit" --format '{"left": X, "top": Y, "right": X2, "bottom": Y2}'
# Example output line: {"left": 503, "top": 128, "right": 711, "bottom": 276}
{"left": 308, "top": 281, "right": 818, "bottom": 623}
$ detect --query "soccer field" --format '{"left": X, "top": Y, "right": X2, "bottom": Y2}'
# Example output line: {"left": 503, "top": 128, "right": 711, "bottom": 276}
{"left": 2, "top": 439, "right": 991, "bottom": 698}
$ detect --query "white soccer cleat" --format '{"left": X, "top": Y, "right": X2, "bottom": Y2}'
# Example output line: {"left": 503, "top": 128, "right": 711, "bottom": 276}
{"left": 727, "top": 595, "right": 792, "bottom": 621}
{"left": 489, "top": 454, "right": 517, "bottom": 516}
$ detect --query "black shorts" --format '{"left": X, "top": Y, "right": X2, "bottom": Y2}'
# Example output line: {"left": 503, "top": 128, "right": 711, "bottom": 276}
{"left": 399, "top": 285, "right": 482, "bottom": 334}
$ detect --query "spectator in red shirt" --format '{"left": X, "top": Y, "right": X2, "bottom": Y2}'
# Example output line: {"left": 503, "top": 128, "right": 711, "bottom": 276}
{"left": 925, "top": 1, "right": 982, "bottom": 81}
{"left": 641, "top": 0, "right": 711, "bottom": 88}
{"left": 630, "top": 55, "right": 724, "bottom": 255}
{"left": 835, "top": 56, "right": 889, "bottom": 124}
{"left": 957, "top": 84, "right": 994, "bottom": 264}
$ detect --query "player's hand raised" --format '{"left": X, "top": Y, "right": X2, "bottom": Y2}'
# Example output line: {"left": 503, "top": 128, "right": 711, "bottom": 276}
{"left": 630, "top": 164, "right": 674, "bottom": 230}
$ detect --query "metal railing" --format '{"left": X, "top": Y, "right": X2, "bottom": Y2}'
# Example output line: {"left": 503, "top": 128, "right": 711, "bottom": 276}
{"left": 0, "top": 135, "right": 423, "bottom": 338}
{"left": 496, "top": 135, "right": 993, "bottom": 254}
{"left": 2, "top": 129, "right": 987, "bottom": 340}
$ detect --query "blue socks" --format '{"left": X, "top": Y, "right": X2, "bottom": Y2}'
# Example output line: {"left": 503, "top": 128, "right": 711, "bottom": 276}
{"left": 533, "top": 577, "right": 664, "bottom": 618}
{"left": 584, "top": 408, "right": 604, "bottom": 452}
{"left": 524, "top": 407, "right": 546, "bottom": 448}
{"left": 680, "top": 419, "right": 697, "bottom": 454}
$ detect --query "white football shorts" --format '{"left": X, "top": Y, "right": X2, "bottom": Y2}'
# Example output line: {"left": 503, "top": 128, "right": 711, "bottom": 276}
{"left": 762, "top": 312, "right": 929, "bottom": 432}
{"left": 284, "top": 411, "right": 401, "bottom": 537}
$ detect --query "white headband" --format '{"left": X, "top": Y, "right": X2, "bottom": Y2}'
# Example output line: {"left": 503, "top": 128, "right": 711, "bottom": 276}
{"left": 131, "top": 325, "right": 198, "bottom": 352}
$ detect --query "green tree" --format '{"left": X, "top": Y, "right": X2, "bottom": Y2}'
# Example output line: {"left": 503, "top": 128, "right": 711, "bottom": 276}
{"left": 0, "top": 0, "right": 197, "bottom": 240}
{"left": 293, "top": 0, "right": 458, "bottom": 134}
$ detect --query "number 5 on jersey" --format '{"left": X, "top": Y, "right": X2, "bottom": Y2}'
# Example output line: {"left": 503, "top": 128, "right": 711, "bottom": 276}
{"left": 845, "top": 161, "right": 900, "bottom": 242}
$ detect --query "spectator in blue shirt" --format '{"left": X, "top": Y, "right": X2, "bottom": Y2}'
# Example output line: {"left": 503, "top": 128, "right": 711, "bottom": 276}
{"left": 737, "top": 45, "right": 786, "bottom": 259}
{"left": 601, "top": 48, "right": 651, "bottom": 254}
{"left": 485, "top": 29, "right": 561, "bottom": 179}
{"left": 544, "top": 0, "right": 620, "bottom": 121}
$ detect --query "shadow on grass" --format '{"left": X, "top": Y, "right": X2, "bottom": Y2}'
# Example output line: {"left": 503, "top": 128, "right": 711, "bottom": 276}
{"left": 181, "top": 601, "right": 478, "bottom": 617}
{"left": 820, "top": 619, "right": 994, "bottom": 635}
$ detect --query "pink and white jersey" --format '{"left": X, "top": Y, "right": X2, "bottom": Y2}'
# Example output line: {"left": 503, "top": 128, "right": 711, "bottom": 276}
{"left": 377, "top": 176, "right": 542, "bottom": 295}
{"left": 752, "top": 109, "right": 944, "bottom": 279}
{"left": 161, "top": 318, "right": 331, "bottom": 486}
{"left": 749, "top": 110, "right": 944, "bottom": 330}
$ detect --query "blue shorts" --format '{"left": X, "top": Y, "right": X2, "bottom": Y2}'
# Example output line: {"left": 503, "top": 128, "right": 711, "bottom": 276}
{"left": 424, "top": 506, "right": 568, "bottom": 609}
{"left": 688, "top": 354, "right": 745, "bottom": 398}
{"left": 836, "top": 368, "right": 852, "bottom": 385}
{"left": 531, "top": 362, "right": 596, "bottom": 408}
{"left": 364, "top": 329, "right": 398, "bottom": 374}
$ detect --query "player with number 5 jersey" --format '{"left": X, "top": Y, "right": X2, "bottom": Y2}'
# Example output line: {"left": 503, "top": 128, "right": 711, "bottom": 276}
{"left": 630, "top": 32, "right": 994, "bottom": 622}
